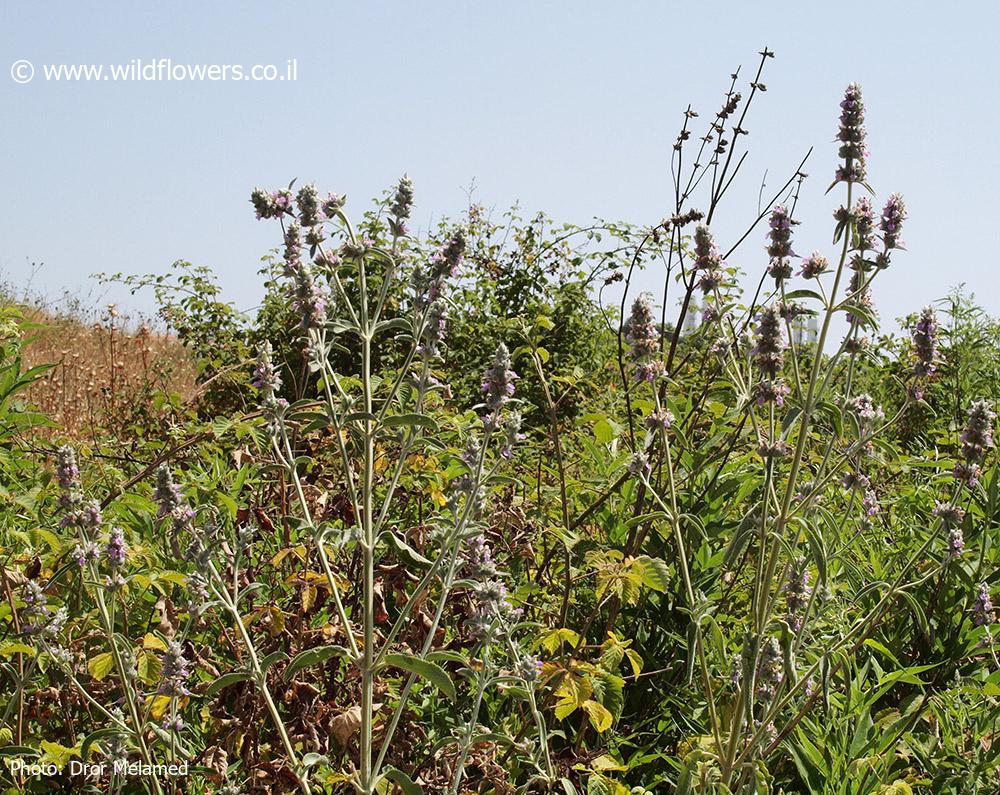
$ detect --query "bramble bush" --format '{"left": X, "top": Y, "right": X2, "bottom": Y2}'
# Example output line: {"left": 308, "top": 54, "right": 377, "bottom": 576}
{"left": 1, "top": 51, "right": 999, "bottom": 795}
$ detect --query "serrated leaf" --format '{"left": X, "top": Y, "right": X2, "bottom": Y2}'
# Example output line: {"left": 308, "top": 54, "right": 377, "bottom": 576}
{"left": 88, "top": 652, "right": 114, "bottom": 682}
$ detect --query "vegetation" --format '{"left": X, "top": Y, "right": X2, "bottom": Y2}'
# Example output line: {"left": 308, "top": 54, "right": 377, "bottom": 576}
{"left": 1, "top": 54, "right": 998, "bottom": 794}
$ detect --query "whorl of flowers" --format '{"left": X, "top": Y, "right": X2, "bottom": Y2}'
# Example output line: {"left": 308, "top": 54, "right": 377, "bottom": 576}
{"left": 515, "top": 654, "right": 543, "bottom": 683}
{"left": 880, "top": 193, "right": 906, "bottom": 251}
{"left": 55, "top": 445, "right": 81, "bottom": 510}
{"left": 948, "top": 527, "right": 965, "bottom": 557}
{"left": 766, "top": 205, "right": 797, "bottom": 283}
{"left": 22, "top": 580, "right": 59, "bottom": 637}
{"left": 757, "top": 440, "right": 790, "bottom": 460}
{"left": 481, "top": 343, "right": 518, "bottom": 414}
{"left": 628, "top": 450, "right": 651, "bottom": 476}
{"left": 624, "top": 295, "right": 663, "bottom": 382}
{"left": 693, "top": 225, "right": 725, "bottom": 294}
{"left": 499, "top": 411, "right": 526, "bottom": 459}
{"left": 464, "top": 534, "right": 521, "bottom": 642}
{"left": 283, "top": 223, "right": 301, "bottom": 273}
{"left": 960, "top": 399, "right": 995, "bottom": 464}
{"left": 835, "top": 83, "right": 867, "bottom": 184}
{"left": 289, "top": 262, "right": 328, "bottom": 330}
{"left": 250, "top": 188, "right": 293, "bottom": 220}
{"left": 413, "top": 233, "right": 466, "bottom": 357}
{"left": 752, "top": 305, "right": 786, "bottom": 378}
{"left": 753, "top": 379, "right": 791, "bottom": 407}
{"left": 388, "top": 174, "right": 414, "bottom": 237}
{"left": 155, "top": 466, "right": 195, "bottom": 532}
{"left": 251, "top": 341, "right": 282, "bottom": 394}
{"left": 755, "top": 637, "right": 784, "bottom": 703}
{"left": 158, "top": 641, "right": 191, "bottom": 697}
{"left": 645, "top": 407, "right": 674, "bottom": 433}
{"left": 784, "top": 556, "right": 812, "bottom": 632}
{"left": 73, "top": 541, "right": 99, "bottom": 568}
{"left": 799, "top": 252, "right": 829, "bottom": 280}
{"left": 974, "top": 583, "right": 996, "bottom": 627}
{"left": 862, "top": 489, "right": 879, "bottom": 518}
{"left": 911, "top": 306, "right": 938, "bottom": 382}
{"left": 295, "top": 184, "right": 321, "bottom": 228}
{"left": 841, "top": 471, "right": 871, "bottom": 491}
{"left": 852, "top": 197, "right": 875, "bottom": 253}
{"left": 933, "top": 502, "right": 965, "bottom": 528}
{"left": 106, "top": 526, "right": 126, "bottom": 568}
{"left": 849, "top": 394, "right": 884, "bottom": 424}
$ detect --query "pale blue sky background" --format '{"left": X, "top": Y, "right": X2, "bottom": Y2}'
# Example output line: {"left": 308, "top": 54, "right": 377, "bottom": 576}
{"left": 1, "top": 1, "right": 998, "bottom": 330}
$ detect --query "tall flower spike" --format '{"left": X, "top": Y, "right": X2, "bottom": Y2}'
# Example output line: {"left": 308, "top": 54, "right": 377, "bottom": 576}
{"left": 389, "top": 174, "right": 414, "bottom": 237}
{"left": 974, "top": 583, "right": 996, "bottom": 627}
{"left": 693, "top": 225, "right": 725, "bottom": 294}
{"left": 624, "top": 295, "right": 663, "bottom": 382}
{"left": 835, "top": 83, "right": 867, "bottom": 184}
{"left": 251, "top": 342, "right": 282, "bottom": 395}
{"left": 880, "top": 193, "right": 906, "bottom": 251}
{"left": 752, "top": 305, "right": 786, "bottom": 379}
{"left": 955, "top": 400, "right": 996, "bottom": 489}
{"left": 766, "top": 205, "right": 797, "bottom": 283}
{"left": 911, "top": 306, "right": 938, "bottom": 382}
{"left": 295, "top": 184, "right": 321, "bottom": 228}
{"left": 481, "top": 343, "right": 518, "bottom": 414}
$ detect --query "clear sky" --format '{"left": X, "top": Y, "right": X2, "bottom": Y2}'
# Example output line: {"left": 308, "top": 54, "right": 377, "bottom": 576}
{"left": 2, "top": 1, "right": 998, "bottom": 330}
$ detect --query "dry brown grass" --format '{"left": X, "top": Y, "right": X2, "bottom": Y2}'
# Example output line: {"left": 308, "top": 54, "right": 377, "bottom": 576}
{"left": 15, "top": 302, "right": 198, "bottom": 440}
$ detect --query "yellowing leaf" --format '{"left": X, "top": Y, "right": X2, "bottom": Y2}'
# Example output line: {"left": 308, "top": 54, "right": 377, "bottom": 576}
{"left": 39, "top": 740, "right": 79, "bottom": 770}
{"left": 582, "top": 699, "right": 613, "bottom": 733}
{"left": 141, "top": 633, "right": 167, "bottom": 652}
{"left": 88, "top": 652, "right": 115, "bottom": 681}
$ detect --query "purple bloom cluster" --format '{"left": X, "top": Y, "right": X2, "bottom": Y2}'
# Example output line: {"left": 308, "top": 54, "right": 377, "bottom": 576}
{"left": 464, "top": 534, "right": 522, "bottom": 643}
{"left": 155, "top": 466, "right": 195, "bottom": 533}
{"left": 880, "top": 193, "right": 906, "bottom": 251}
{"left": 784, "top": 556, "right": 812, "bottom": 632}
{"left": 251, "top": 341, "right": 282, "bottom": 394}
{"left": 974, "top": 583, "right": 996, "bottom": 627}
{"left": 250, "top": 188, "right": 293, "bottom": 220}
{"left": 499, "top": 411, "right": 526, "bottom": 459}
{"left": 911, "top": 306, "right": 938, "bottom": 385}
{"left": 106, "top": 526, "right": 127, "bottom": 568}
{"left": 849, "top": 394, "right": 884, "bottom": 424}
{"left": 755, "top": 637, "right": 784, "bottom": 703}
{"left": 289, "top": 262, "right": 328, "bottom": 330}
{"left": 948, "top": 527, "right": 965, "bottom": 557}
{"left": 413, "top": 233, "right": 466, "bottom": 357}
{"left": 853, "top": 197, "right": 875, "bottom": 253}
{"left": 481, "top": 343, "right": 518, "bottom": 414}
{"left": 835, "top": 83, "right": 867, "bottom": 184}
{"left": 624, "top": 295, "right": 663, "bottom": 382}
{"left": 388, "top": 174, "right": 414, "bottom": 237}
{"left": 295, "top": 184, "right": 321, "bottom": 228}
{"left": 752, "top": 306, "right": 786, "bottom": 379}
{"left": 645, "top": 407, "right": 674, "bottom": 433}
{"left": 693, "top": 225, "right": 725, "bottom": 294}
{"left": 933, "top": 501, "right": 965, "bottom": 527}
{"left": 158, "top": 641, "right": 191, "bottom": 697}
{"left": 799, "top": 252, "right": 829, "bottom": 280}
{"left": 766, "top": 205, "right": 797, "bottom": 283}
{"left": 753, "top": 379, "right": 791, "bottom": 407}
{"left": 954, "top": 399, "right": 996, "bottom": 487}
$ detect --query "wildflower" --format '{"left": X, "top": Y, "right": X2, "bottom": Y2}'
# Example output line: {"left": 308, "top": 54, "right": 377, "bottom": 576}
{"left": 55, "top": 445, "right": 81, "bottom": 509}
{"left": 948, "top": 527, "right": 965, "bottom": 557}
{"left": 158, "top": 641, "right": 191, "bottom": 697}
{"left": 849, "top": 394, "right": 884, "bottom": 424}
{"left": 752, "top": 306, "right": 786, "bottom": 378}
{"left": 784, "top": 556, "right": 812, "bottom": 632}
{"left": 388, "top": 174, "right": 414, "bottom": 236}
{"left": 62, "top": 499, "right": 102, "bottom": 531}
{"left": 778, "top": 301, "right": 807, "bottom": 323}
{"left": 106, "top": 527, "right": 126, "bottom": 568}
{"left": 295, "top": 184, "right": 321, "bottom": 227}
{"left": 693, "top": 225, "right": 725, "bottom": 294}
{"left": 729, "top": 654, "right": 743, "bottom": 686}
{"left": 645, "top": 407, "right": 674, "bottom": 433}
{"left": 155, "top": 466, "right": 195, "bottom": 532}
{"left": 515, "top": 654, "right": 543, "bottom": 683}
{"left": 628, "top": 450, "right": 651, "bottom": 476}
{"left": 755, "top": 637, "right": 784, "bottom": 703}
{"left": 879, "top": 193, "right": 906, "bottom": 251}
{"left": 753, "top": 379, "right": 791, "bottom": 407}
{"left": 161, "top": 715, "right": 184, "bottom": 733}
{"left": 499, "top": 411, "right": 526, "bottom": 459}
{"left": 73, "top": 541, "right": 99, "bottom": 568}
{"left": 757, "top": 440, "right": 790, "bottom": 459}
{"left": 251, "top": 342, "right": 282, "bottom": 395}
{"left": 624, "top": 295, "right": 663, "bottom": 382}
{"left": 911, "top": 307, "right": 938, "bottom": 379}
{"left": 481, "top": 344, "right": 518, "bottom": 414}
{"left": 933, "top": 502, "right": 965, "bottom": 527}
{"left": 953, "top": 462, "right": 982, "bottom": 488}
{"left": 853, "top": 197, "right": 875, "bottom": 252}
{"left": 861, "top": 489, "right": 879, "bottom": 517}
{"left": 465, "top": 534, "right": 498, "bottom": 579}
{"left": 321, "top": 192, "right": 344, "bottom": 219}
{"left": 799, "top": 252, "right": 829, "bottom": 279}
{"left": 841, "top": 471, "right": 871, "bottom": 491}
{"left": 289, "top": 262, "right": 327, "bottom": 330}
{"left": 960, "top": 399, "right": 995, "bottom": 464}
{"left": 766, "top": 205, "right": 797, "bottom": 283}
{"left": 835, "top": 83, "right": 867, "bottom": 184}
{"left": 250, "top": 188, "right": 292, "bottom": 220}
{"left": 418, "top": 300, "right": 448, "bottom": 358}
{"left": 974, "top": 583, "right": 996, "bottom": 626}
{"left": 186, "top": 571, "right": 211, "bottom": 617}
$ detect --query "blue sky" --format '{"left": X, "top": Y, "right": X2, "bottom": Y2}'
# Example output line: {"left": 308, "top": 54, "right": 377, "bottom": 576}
{"left": 2, "top": 1, "right": 998, "bottom": 330}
